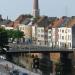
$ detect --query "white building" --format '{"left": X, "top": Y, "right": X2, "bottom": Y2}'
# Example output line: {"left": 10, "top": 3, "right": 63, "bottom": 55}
{"left": 58, "top": 27, "right": 72, "bottom": 49}
{"left": 36, "top": 27, "right": 45, "bottom": 46}
{"left": 1, "top": 25, "right": 14, "bottom": 30}
{"left": 48, "top": 28, "right": 52, "bottom": 47}
{"left": 52, "top": 26, "right": 72, "bottom": 49}
{"left": 52, "top": 28, "right": 59, "bottom": 48}
{"left": 32, "top": 24, "right": 37, "bottom": 43}
{"left": 31, "top": 17, "right": 75, "bottom": 49}
{"left": 32, "top": 25, "right": 48, "bottom": 46}
{"left": 31, "top": 22, "right": 53, "bottom": 47}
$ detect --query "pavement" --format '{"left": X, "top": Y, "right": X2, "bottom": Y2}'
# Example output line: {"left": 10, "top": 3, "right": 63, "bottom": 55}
{"left": 0, "top": 59, "right": 40, "bottom": 75}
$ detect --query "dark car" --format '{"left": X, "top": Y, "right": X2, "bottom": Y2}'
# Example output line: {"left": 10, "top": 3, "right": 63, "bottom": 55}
{"left": 9, "top": 69, "right": 19, "bottom": 75}
{"left": 19, "top": 72, "right": 28, "bottom": 75}
{"left": 22, "top": 73, "right": 28, "bottom": 75}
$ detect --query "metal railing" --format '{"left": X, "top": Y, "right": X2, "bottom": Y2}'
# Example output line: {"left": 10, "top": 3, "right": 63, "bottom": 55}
{"left": 7, "top": 43, "right": 74, "bottom": 52}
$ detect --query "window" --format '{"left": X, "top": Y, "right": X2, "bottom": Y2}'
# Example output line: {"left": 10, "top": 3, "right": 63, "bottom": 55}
{"left": 65, "top": 30, "right": 67, "bottom": 33}
{"left": 41, "top": 29, "right": 44, "bottom": 32}
{"left": 45, "top": 41, "right": 48, "bottom": 45}
{"left": 60, "top": 42, "right": 65, "bottom": 47}
{"left": 38, "top": 40, "right": 40, "bottom": 42}
{"left": 70, "top": 43, "right": 71, "bottom": 47}
{"left": 60, "top": 42, "right": 63, "bottom": 47}
{"left": 48, "top": 30, "right": 51, "bottom": 33}
{"left": 68, "top": 43, "right": 71, "bottom": 47}
{"left": 68, "top": 35, "right": 71, "bottom": 40}
{"left": 62, "top": 36, "right": 64, "bottom": 39}
{"left": 41, "top": 35, "right": 44, "bottom": 37}
{"left": 62, "top": 30, "right": 64, "bottom": 33}
{"left": 38, "top": 29, "right": 40, "bottom": 32}
{"left": 38, "top": 34, "right": 40, "bottom": 37}
{"left": 48, "top": 36, "right": 51, "bottom": 38}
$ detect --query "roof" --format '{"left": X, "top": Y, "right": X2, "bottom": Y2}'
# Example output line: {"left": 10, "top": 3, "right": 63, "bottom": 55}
{"left": 59, "top": 17, "right": 70, "bottom": 27}
{"left": 0, "top": 19, "right": 11, "bottom": 26}
{"left": 15, "top": 14, "right": 32, "bottom": 24}
{"left": 52, "top": 18, "right": 64, "bottom": 28}
{"left": 67, "top": 18, "right": 75, "bottom": 27}
{"left": 36, "top": 16, "right": 50, "bottom": 27}
{"left": 21, "top": 18, "right": 31, "bottom": 25}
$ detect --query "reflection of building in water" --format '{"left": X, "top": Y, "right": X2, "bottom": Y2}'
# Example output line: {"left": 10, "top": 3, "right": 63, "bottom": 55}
{"left": 50, "top": 53, "right": 60, "bottom": 62}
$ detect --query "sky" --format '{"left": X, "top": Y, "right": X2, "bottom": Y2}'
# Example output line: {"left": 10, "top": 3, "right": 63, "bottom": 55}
{"left": 0, "top": 0, "right": 75, "bottom": 20}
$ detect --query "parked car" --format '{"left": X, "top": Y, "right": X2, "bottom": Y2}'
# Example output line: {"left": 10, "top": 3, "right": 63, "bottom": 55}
{"left": 9, "top": 69, "right": 19, "bottom": 75}
{"left": 19, "top": 72, "right": 28, "bottom": 75}
{"left": 22, "top": 73, "right": 28, "bottom": 75}
{"left": 10, "top": 69, "right": 28, "bottom": 75}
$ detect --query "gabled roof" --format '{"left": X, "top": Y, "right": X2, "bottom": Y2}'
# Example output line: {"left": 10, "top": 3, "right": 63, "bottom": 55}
{"left": 21, "top": 18, "right": 31, "bottom": 25}
{"left": 52, "top": 18, "right": 64, "bottom": 28}
{"left": 0, "top": 19, "right": 11, "bottom": 26}
{"left": 15, "top": 14, "right": 32, "bottom": 24}
{"left": 36, "top": 16, "right": 50, "bottom": 27}
{"left": 67, "top": 17, "right": 75, "bottom": 27}
{"left": 59, "top": 17, "right": 70, "bottom": 27}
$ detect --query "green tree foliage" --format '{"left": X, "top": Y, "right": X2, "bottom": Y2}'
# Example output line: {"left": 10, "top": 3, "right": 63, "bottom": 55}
{"left": 0, "top": 28, "right": 8, "bottom": 46}
{"left": 6, "top": 29, "right": 24, "bottom": 42}
{"left": 0, "top": 28, "right": 24, "bottom": 51}
{"left": 0, "top": 28, "right": 8, "bottom": 52}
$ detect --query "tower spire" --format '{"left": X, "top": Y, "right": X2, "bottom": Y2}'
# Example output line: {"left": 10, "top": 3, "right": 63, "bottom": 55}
{"left": 32, "top": 0, "right": 40, "bottom": 17}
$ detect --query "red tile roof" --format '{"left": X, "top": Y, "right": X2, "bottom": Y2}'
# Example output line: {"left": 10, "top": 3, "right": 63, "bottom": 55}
{"left": 52, "top": 18, "right": 64, "bottom": 28}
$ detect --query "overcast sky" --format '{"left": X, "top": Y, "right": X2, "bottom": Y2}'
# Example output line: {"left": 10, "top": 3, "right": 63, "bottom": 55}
{"left": 0, "top": 0, "right": 74, "bottom": 20}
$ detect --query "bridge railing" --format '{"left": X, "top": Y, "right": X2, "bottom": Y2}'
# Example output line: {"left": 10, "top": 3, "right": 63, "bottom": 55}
{"left": 7, "top": 43, "right": 74, "bottom": 52}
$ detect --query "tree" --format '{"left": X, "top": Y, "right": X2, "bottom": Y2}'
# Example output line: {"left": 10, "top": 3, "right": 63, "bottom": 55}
{"left": 6, "top": 29, "right": 24, "bottom": 43}
{"left": 12, "top": 30, "right": 24, "bottom": 43}
{"left": 0, "top": 28, "right": 24, "bottom": 52}
{"left": 0, "top": 28, "right": 8, "bottom": 52}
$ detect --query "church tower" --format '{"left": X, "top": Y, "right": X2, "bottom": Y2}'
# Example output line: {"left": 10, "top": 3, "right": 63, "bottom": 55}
{"left": 32, "top": 0, "right": 40, "bottom": 17}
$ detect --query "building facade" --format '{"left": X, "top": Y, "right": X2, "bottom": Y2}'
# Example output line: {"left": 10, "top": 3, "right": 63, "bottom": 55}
{"left": 58, "top": 27, "right": 72, "bottom": 49}
{"left": 48, "top": 28, "right": 52, "bottom": 47}
{"left": 19, "top": 24, "right": 32, "bottom": 39}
